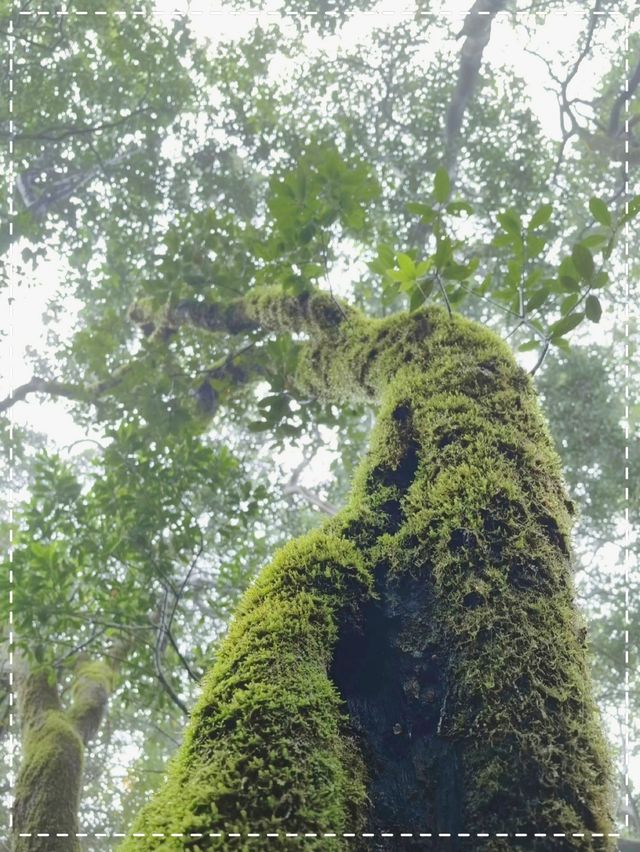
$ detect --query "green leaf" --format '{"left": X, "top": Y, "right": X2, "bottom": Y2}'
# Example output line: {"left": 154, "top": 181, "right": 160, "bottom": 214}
{"left": 409, "top": 287, "right": 426, "bottom": 312}
{"left": 446, "top": 200, "right": 473, "bottom": 216}
{"left": 433, "top": 168, "right": 450, "bottom": 204}
{"left": 526, "top": 234, "right": 546, "bottom": 257}
{"left": 302, "top": 263, "right": 324, "bottom": 279}
{"left": 560, "top": 294, "right": 579, "bottom": 315}
{"left": 558, "top": 256, "right": 578, "bottom": 278}
{"left": 519, "top": 339, "right": 540, "bottom": 352}
{"left": 589, "top": 197, "right": 611, "bottom": 227}
{"left": 528, "top": 203, "right": 553, "bottom": 229}
{"left": 497, "top": 209, "right": 521, "bottom": 237}
{"left": 492, "top": 233, "right": 514, "bottom": 248}
{"left": 571, "top": 244, "right": 594, "bottom": 281}
{"left": 559, "top": 275, "right": 580, "bottom": 293}
{"left": 434, "top": 236, "right": 453, "bottom": 268}
{"left": 581, "top": 232, "right": 609, "bottom": 249}
{"left": 525, "top": 289, "right": 549, "bottom": 312}
{"left": 397, "top": 253, "right": 415, "bottom": 276}
{"left": 591, "top": 270, "right": 609, "bottom": 289}
{"left": 406, "top": 202, "right": 434, "bottom": 219}
{"left": 549, "top": 312, "right": 584, "bottom": 338}
{"left": 444, "top": 261, "right": 475, "bottom": 281}
{"left": 621, "top": 194, "right": 640, "bottom": 225}
{"left": 585, "top": 294, "right": 602, "bottom": 323}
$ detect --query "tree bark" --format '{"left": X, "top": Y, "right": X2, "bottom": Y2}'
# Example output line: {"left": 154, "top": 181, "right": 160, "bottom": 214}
{"left": 13, "top": 659, "right": 115, "bottom": 852}
{"left": 13, "top": 670, "right": 83, "bottom": 852}
{"left": 126, "top": 292, "right": 614, "bottom": 849}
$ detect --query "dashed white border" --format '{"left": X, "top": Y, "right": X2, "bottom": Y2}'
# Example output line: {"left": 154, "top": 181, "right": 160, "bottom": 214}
{"left": 7, "top": 8, "right": 16, "bottom": 839}
{"left": 4, "top": 3, "right": 633, "bottom": 841}
{"left": 11, "top": 830, "right": 624, "bottom": 840}
{"left": 623, "top": 15, "right": 631, "bottom": 834}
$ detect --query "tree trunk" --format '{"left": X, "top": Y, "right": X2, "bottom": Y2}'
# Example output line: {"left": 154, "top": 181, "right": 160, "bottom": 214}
{"left": 125, "top": 295, "right": 614, "bottom": 849}
{"left": 13, "top": 659, "right": 114, "bottom": 852}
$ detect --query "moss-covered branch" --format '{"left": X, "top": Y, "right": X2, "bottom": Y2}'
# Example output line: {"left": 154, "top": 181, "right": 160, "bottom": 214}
{"left": 67, "top": 659, "right": 114, "bottom": 746}
{"left": 132, "top": 288, "right": 436, "bottom": 404}
{"left": 124, "top": 298, "right": 614, "bottom": 850}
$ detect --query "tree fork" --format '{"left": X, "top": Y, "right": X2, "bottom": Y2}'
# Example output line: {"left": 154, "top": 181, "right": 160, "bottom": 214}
{"left": 13, "top": 658, "right": 118, "bottom": 851}
{"left": 13, "top": 670, "right": 84, "bottom": 852}
{"left": 124, "top": 291, "right": 613, "bottom": 849}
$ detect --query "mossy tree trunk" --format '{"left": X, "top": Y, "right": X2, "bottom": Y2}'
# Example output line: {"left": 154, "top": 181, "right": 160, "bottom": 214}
{"left": 13, "top": 658, "right": 115, "bottom": 852}
{"left": 127, "top": 291, "right": 613, "bottom": 850}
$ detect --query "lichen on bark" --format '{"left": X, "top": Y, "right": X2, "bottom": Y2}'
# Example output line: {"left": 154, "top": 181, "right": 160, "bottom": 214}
{"left": 125, "top": 292, "right": 613, "bottom": 850}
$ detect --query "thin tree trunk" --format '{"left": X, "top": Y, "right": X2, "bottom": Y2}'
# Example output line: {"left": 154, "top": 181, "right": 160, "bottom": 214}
{"left": 13, "top": 659, "right": 115, "bottom": 852}
{"left": 13, "top": 670, "right": 83, "bottom": 852}
{"left": 125, "top": 294, "right": 614, "bottom": 849}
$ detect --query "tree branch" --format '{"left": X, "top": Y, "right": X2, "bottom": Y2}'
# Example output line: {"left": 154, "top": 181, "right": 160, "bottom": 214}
{"left": 607, "top": 53, "right": 640, "bottom": 138}
{"left": 445, "top": 0, "right": 508, "bottom": 183}
{"left": 1, "top": 104, "right": 150, "bottom": 143}
{"left": 0, "top": 376, "right": 88, "bottom": 413}
{"left": 282, "top": 440, "right": 338, "bottom": 516}
{"left": 0, "top": 344, "right": 160, "bottom": 414}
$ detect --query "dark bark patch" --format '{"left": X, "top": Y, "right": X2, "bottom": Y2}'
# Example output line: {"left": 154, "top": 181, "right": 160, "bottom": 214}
{"left": 371, "top": 441, "right": 419, "bottom": 493}
{"left": 449, "top": 528, "right": 478, "bottom": 552}
{"left": 462, "top": 591, "right": 484, "bottom": 609}
{"left": 538, "top": 513, "right": 569, "bottom": 556}
{"left": 379, "top": 499, "right": 403, "bottom": 533}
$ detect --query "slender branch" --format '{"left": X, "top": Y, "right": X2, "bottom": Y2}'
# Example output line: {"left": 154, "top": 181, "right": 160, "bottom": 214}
{"left": 455, "top": 280, "right": 545, "bottom": 339}
{"left": 153, "top": 587, "right": 189, "bottom": 717}
{"left": 445, "top": 0, "right": 507, "bottom": 183}
{"left": 433, "top": 271, "right": 452, "bottom": 318}
{"left": 608, "top": 54, "right": 640, "bottom": 138}
{"left": 0, "top": 343, "right": 160, "bottom": 414}
{"left": 1, "top": 104, "right": 150, "bottom": 143}
{"left": 166, "top": 630, "right": 201, "bottom": 684}
{"left": 529, "top": 338, "right": 551, "bottom": 376}
{"left": 53, "top": 627, "right": 108, "bottom": 668}
{"left": 283, "top": 482, "right": 338, "bottom": 516}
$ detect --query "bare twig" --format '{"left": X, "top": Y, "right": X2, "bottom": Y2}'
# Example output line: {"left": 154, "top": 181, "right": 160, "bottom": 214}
{"left": 529, "top": 338, "right": 551, "bottom": 376}
{"left": 282, "top": 433, "right": 338, "bottom": 516}
{"left": 153, "top": 587, "right": 189, "bottom": 717}
{"left": 0, "top": 104, "right": 150, "bottom": 143}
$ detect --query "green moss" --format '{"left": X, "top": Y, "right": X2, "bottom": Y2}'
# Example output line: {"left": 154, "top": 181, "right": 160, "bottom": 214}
{"left": 123, "top": 532, "right": 372, "bottom": 850}
{"left": 332, "top": 313, "right": 613, "bottom": 847}
{"left": 68, "top": 658, "right": 114, "bottom": 744}
{"left": 124, "top": 298, "right": 614, "bottom": 849}
{"left": 14, "top": 671, "right": 83, "bottom": 852}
